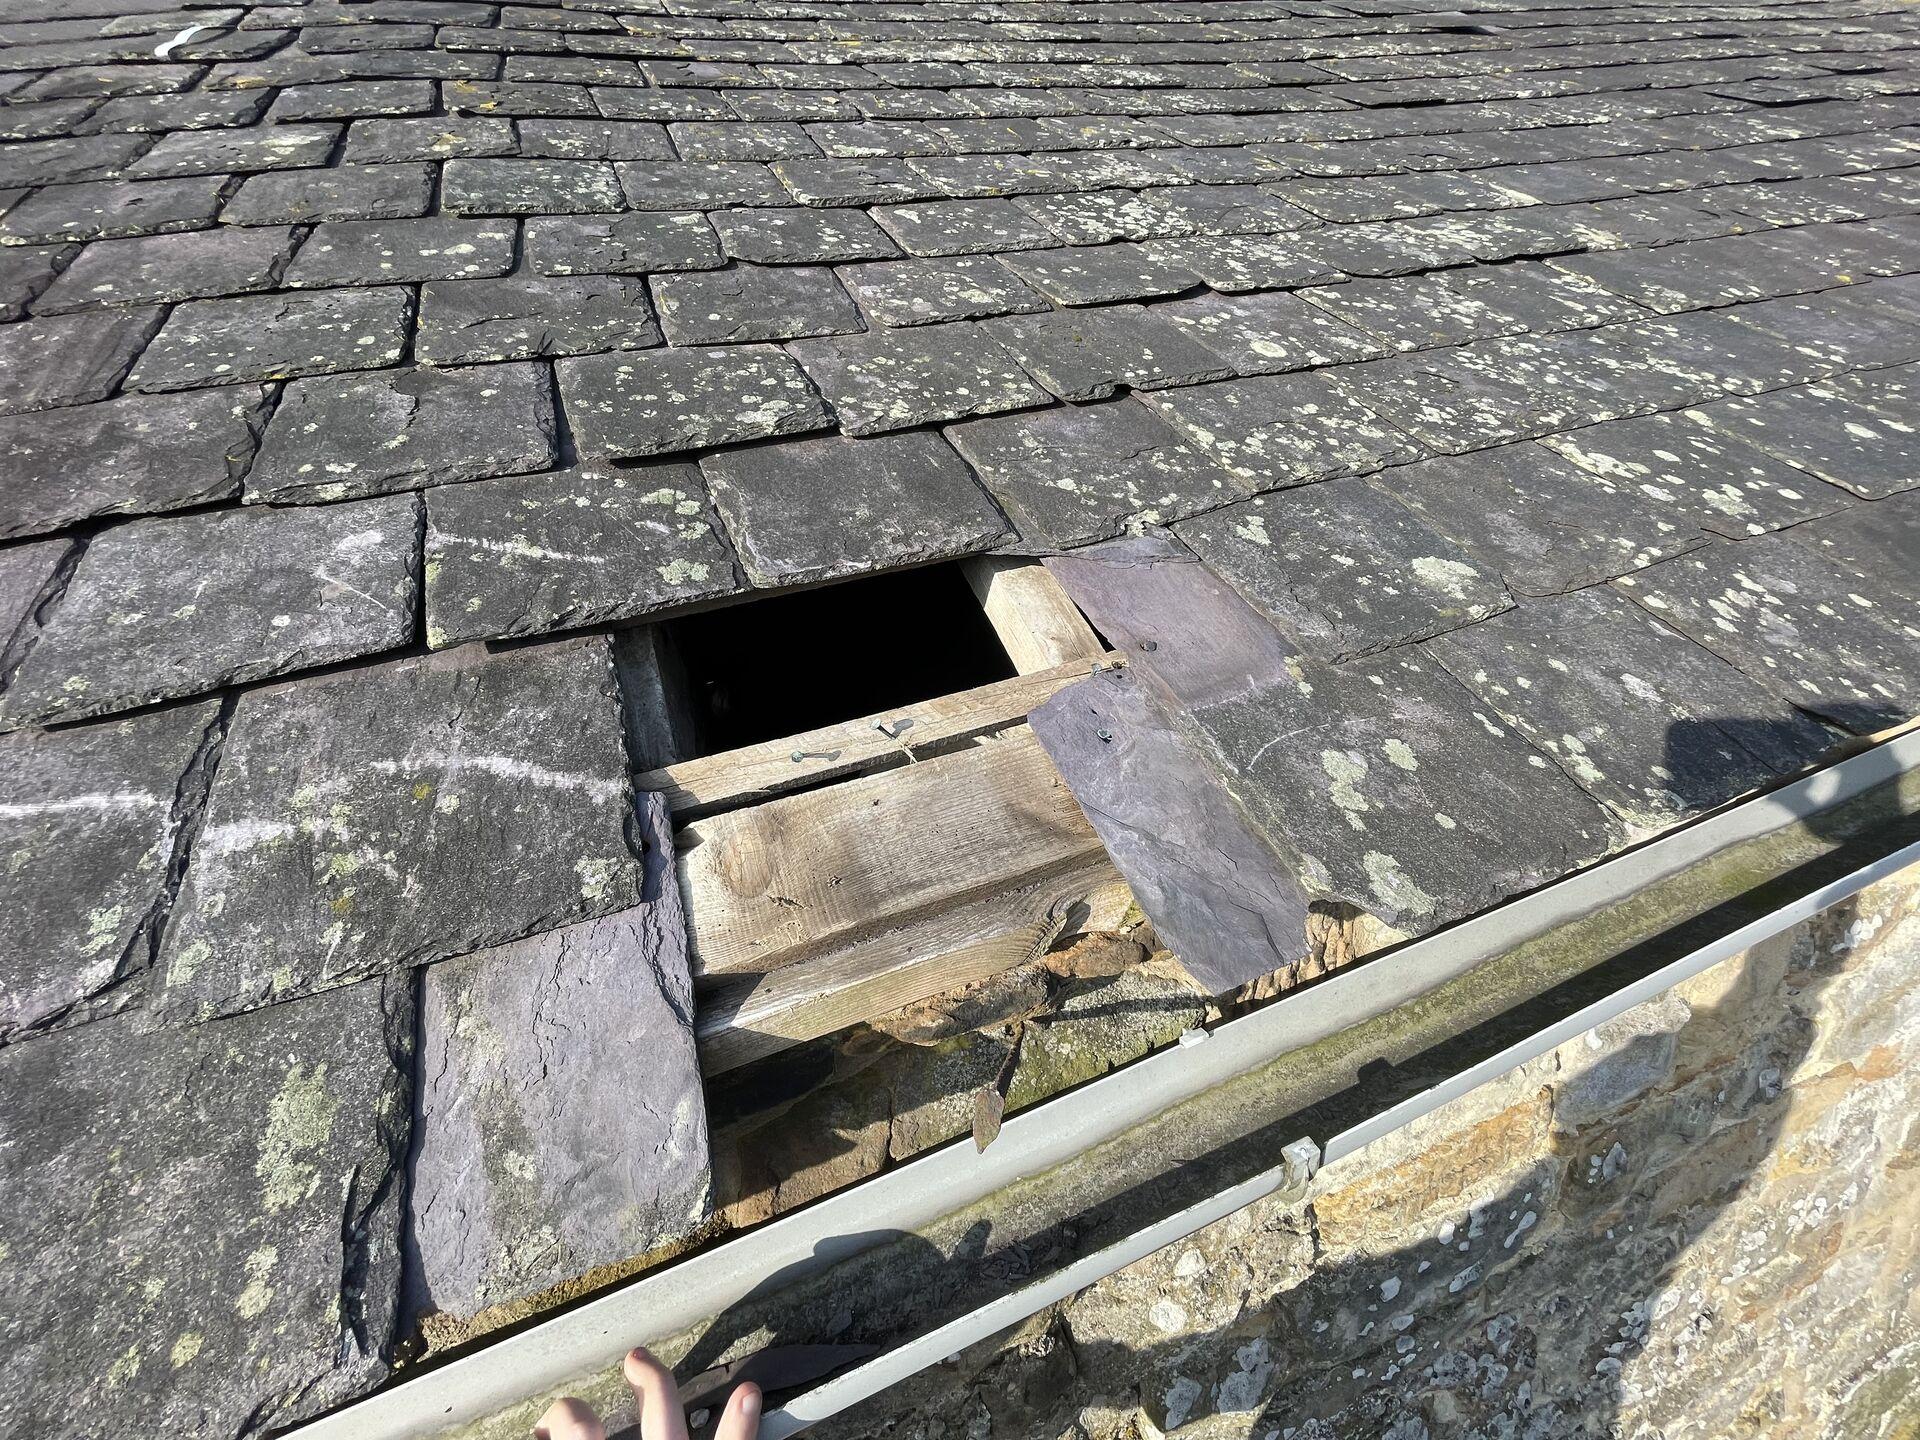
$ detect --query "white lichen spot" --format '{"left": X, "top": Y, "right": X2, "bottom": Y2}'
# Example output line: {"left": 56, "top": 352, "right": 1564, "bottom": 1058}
{"left": 1410, "top": 555, "right": 1481, "bottom": 600}
{"left": 255, "top": 1064, "right": 339, "bottom": 1213}
{"left": 235, "top": 1244, "right": 279, "bottom": 1319}
{"left": 1363, "top": 850, "right": 1436, "bottom": 917}
{"left": 1382, "top": 738, "right": 1418, "bottom": 771}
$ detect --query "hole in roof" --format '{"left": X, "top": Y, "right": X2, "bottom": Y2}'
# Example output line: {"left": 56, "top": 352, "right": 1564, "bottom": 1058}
{"left": 663, "top": 562, "right": 1018, "bottom": 756}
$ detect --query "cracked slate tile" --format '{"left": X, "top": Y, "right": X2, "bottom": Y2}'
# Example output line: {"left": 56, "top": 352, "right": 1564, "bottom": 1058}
{"left": 407, "top": 792, "right": 708, "bottom": 1320}
{"left": 838, "top": 254, "right": 1047, "bottom": 327}
{"left": 0, "top": 176, "right": 227, "bottom": 244}
{"left": 152, "top": 634, "right": 644, "bottom": 1023}
{"left": 424, "top": 462, "right": 739, "bottom": 647}
{"left": 1158, "top": 288, "right": 1392, "bottom": 372}
{"left": 442, "top": 158, "right": 624, "bottom": 216}
{"left": 559, "top": 344, "right": 832, "bottom": 460}
{"left": 870, "top": 196, "right": 1055, "bottom": 257}
{"left": 416, "top": 275, "right": 660, "bottom": 365}
{"left": 0, "top": 701, "right": 219, "bottom": 1038}
{"left": 524, "top": 212, "right": 722, "bottom": 276}
{"left": 979, "top": 304, "right": 1233, "bottom": 402}
{"left": 126, "top": 122, "right": 339, "bottom": 178}
{"left": 0, "top": 496, "right": 419, "bottom": 730}
{"left": 0, "top": 386, "right": 268, "bottom": 539}
{"left": 947, "top": 397, "right": 1237, "bottom": 549}
{"left": 1683, "top": 385, "right": 1920, "bottom": 500}
{"left": 711, "top": 206, "right": 897, "bottom": 265}
{"left": 0, "top": 306, "right": 158, "bottom": 413}
{"left": 249, "top": 363, "right": 557, "bottom": 503}
{"left": 1615, "top": 536, "right": 1920, "bottom": 733}
{"left": 1141, "top": 372, "right": 1419, "bottom": 489}
{"left": 32, "top": 226, "right": 297, "bottom": 312}
{"left": 789, "top": 320, "right": 1047, "bottom": 437}
{"left": 0, "top": 975, "right": 415, "bottom": 1437}
{"left": 220, "top": 161, "right": 434, "bottom": 225}
{"left": 1013, "top": 189, "right": 1194, "bottom": 246}
{"left": 1782, "top": 489, "right": 1920, "bottom": 603}
{"left": 0, "top": 537, "right": 65, "bottom": 655}
{"left": 1144, "top": 234, "right": 1345, "bottom": 293}
{"left": 701, "top": 430, "right": 1008, "bottom": 588}
{"left": 282, "top": 217, "right": 516, "bottom": 287}
{"left": 1176, "top": 478, "right": 1512, "bottom": 659}
{"left": 996, "top": 242, "right": 1199, "bottom": 306}
{"left": 126, "top": 286, "right": 410, "bottom": 390}
{"left": 651, "top": 264, "right": 863, "bottom": 345}
{"left": 1430, "top": 586, "right": 1837, "bottom": 829}
{"left": 772, "top": 157, "right": 933, "bottom": 207}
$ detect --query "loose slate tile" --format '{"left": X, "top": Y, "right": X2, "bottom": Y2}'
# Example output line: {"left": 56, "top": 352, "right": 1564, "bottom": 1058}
{"left": 1176, "top": 479, "right": 1511, "bottom": 660}
{"left": 1782, "top": 490, "right": 1920, "bottom": 603}
{"left": 996, "top": 242, "right": 1199, "bottom": 306}
{"left": 1157, "top": 288, "right": 1391, "bottom": 372}
{"left": 871, "top": 197, "right": 1055, "bottom": 257}
{"left": 0, "top": 702, "right": 218, "bottom": 1038}
{"left": 424, "top": 463, "right": 738, "bottom": 647}
{"left": 1031, "top": 664, "right": 1313, "bottom": 992}
{"left": 1142, "top": 373, "right": 1419, "bottom": 489}
{"left": 1146, "top": 233, "right": 1345, "bottom": 293}
{"left": 1615, "top": 537, "right": 1920, "bottom": 733}
{"left": 0, "top": 306, "right": 158, "bottom": 413}
{"left": 1539, "top": 411, "right": 1849, "bottom": 539}
{"left": 0, "top": 497, "right": 418, "bottom": 729}
{"left": 442, "top": 158, "right": 625, "bottom": 215}
{"left": 407, "top": 794, "right": 709, "bottom": 1319}
{"left": 417, "top": 275, "right": 660, "bottom": 365}
{"left": 979, "top": 305, "right": 1233, "bottom": 403}
{"left": 948, "top": 397, "right": 1237, "bottom": 549}
{"left": 126, "top": 286, "right": 411, "bottom": 390}
{"left": 1187, "top": 648, "right": 1617, "bottom": 933}
{"left": 559, "top": 345, "right": 832, "bottom": 460}
{"left": 615, "top": 160, "right": 791, "bottom": 210}
{"left": 838, "top": 254, "right": 1047, "bottom": 327}
{"left": 1296, "top": 273, "right": 1523, "bottom": 352}
{"left": 789, "top": 321, "right": 1046, "bottom": 437}
{"left": 221, "top": 161, "right": 434, "bottom": 224}
{"left": 1430, "top": 587, "right": 1836, "bottom": 829}
{"left": 0, "top": 176, "right": 226, "bottom": 244}
{"left": 0, "top": 386, "right": 268, "bottom": 538}
{"left": 0, "top": 977, "right": 415, "bottom": 1437}
{"left": 651, "top": 264, "right": 863, "bottom": 345}
{"left": 524, "top": 211, "right": 722, "bottom": 276}
{"left": 1684, "top": 386, "right": 1920, "bottom": 500}
{"left": 32, "top": 225, "right": 297, "bottom": 312}
{"left": 0, "top": 537, "right": 65, "bottom": 652}
{"left": 152, "top": 635, "right": 644, "bottom": 1023}
{"left": 250, "top": 364, "right": 556, "bottom": 503}
{"left": 711, "top": 206, "right": 897, "bottom": 265}
{"left": 701, "top": 431, "right": 1008, "bottom": 587}
{"left": 126, "top": 123, "right": 339, "bottom": 178}
{"left": 283, "top": 217, "right": 516, "bottom": 287}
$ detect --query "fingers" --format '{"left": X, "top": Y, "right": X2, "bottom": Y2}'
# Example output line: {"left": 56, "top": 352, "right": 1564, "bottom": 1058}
{"left": 624, "top": 1348, "right": 690, "bottom": 1440}
{"left": 535, "top": 1397, "right": 607, "bottom": 1440}
{"left": 715, "top": 1382, "right": 763, "bottom": 1440}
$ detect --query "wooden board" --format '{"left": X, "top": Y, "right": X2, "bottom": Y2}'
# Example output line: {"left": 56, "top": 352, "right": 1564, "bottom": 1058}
{"left": 964, "top": 556, "right": 1107, "bottom": 674}
{"left": 678, "top": 726, "right": 1106, "bottom": 977}
{"left": 637, "top": 657, "right": 1112, "bottom": 818}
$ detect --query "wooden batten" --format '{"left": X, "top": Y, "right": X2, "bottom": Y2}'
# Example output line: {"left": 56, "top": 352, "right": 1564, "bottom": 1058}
{"left": 963, "top": 556, "right": 1108, "bottom": 674}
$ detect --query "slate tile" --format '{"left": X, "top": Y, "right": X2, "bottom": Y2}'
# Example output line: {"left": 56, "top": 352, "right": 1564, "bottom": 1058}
{"left": 1782, "top": 490, "right": 1920, "bottom": 603}
{"left": 1177, "top": 479, "right": 1511, "bottom": 659}
{"left": 979, "top": 304, "right": 1233, "bottom": 402}
{"left": 407, "top": 793, "right": 708, "bottom": 1320}
{"left": 1014, "top": 189, "right": 1194, "bottom": 246}
{"left": 524, "top": 211, "right": 722, "bottom": 276}
{"left": 250, "top": 364, "right": 556, "bottom": 503}
{"left": 615, "top": 160, "right": 791, "bottom": 210}
{"left": 1731, "top": 291, "right": 1920, "bottom": 371}
{"left": 559, "top": 344, "right": 832, "bottom": 460}
{"left": 33, "top": 226, "right": 297, "bottom": 312}
{"left": 1142, "top": 373, "right": 1419, "bottom": 489}
{"left": 1430, "top": 587, "right": 1836, "bottom": 828}
{"left": 0, "top": 977, "right": 415, "bottom": 1435}
{"left": 342, "top": 115, "right": 518, "bottom": 162}
{"left": 283, "top": 217, "right": 516, "bottom": 287}
{"left": 1144, "top": 233, "right": 1345, "bottom": 292}
{"left": 424, "top": 462, "right": 739, "bottom": 647}
{"left": 1158, "top": 288, "right": 1392, "bottom": 372}
{"left": 82, "top": 90, "right": 270, "bottom": 134}
{"left": 839, "top": 254, "right": 1048, "bottom": 327}
{"left": 444, "top": 79, "right": 597, "bottom": 117}
{"left": 0, "top": 386, "right": 268, "bottom": 539}
{"left": 0, "top": 134, "right": 149, "bottom": 188}
{"left": 1187, "top": 648, "right": 1616, "bottom": 933}
{"left": 442, "top": 158, "right": 624, "bottom": 216}
{"left": 671, "top": 119, "right": 818, "bottom": 161}
{"left": 651, "top": 264, "right": 862, "bottom": 346}
{"left": 0, "top": 306, "right": 159, "bottom": 413}
{"left": 1616, "top": 536, "right": 1920, "bottom": 732}
{"left": 1297, "top": 273, "right": 1524, "bottom": 352}
{"left": 996, "top": 242, "right": 1199, "bottom": 306}
{"left": 153, "top": 635, "right": 644, "bottom": 1023}
{"left": 0, "top": 701, "right": 219, "bottom": 1037}
{"left": 593, "top": 87, "right": 734, "bottom": 124}
{"left": 1546, "top": 244, "right": 1776, "bottom": 314}
{"left": 711, "top": 206, "right": 897, "bottom": 265}
{"left": 126, "top": 122, "right": 338, "bottom": 177}
{"left": 0, "top": 496, "right": 419, "bottom": 729}
{"left": 1147, "top": 184, "right": 1319, "bottom": 236}
{"left": 772, "top": 157, "right": 932, "bottom": 207}
{"left": 1329, "top": 353, "right": 1549, "bottom": 454}
{"left": 0, "top": 176, "right": 224, "bottom": 245}
{"left": 1684, "top": 386, "right": 1920, "bottom": 500}
{"left": 871, "top": 197, "right": 1055, "bottom": 257}
{"left": 948, "top": 397, "right": 1238, "bottom": 549}
{"left": 1447, "top": 260, "right": 1650, "bottom": 332}
{"left": 127, "top": 287, "right": 410, "bottom": 390}
{"left": 0, "top": 536, "right": 65, "bottom": 653}
{"left": 416, "top": 275, "right": 659, "bottom": 366}
{"left": 269, "top": 79, "right": 438, "bottom": 122}
{"left": 789, "top": 321, "right": 1046, "bottom": 437}
{"left": 701, "top": 431, "right": 1008, "bottom": 588}
{"left": 222, "top": 161, "right": 434, "bottom": 224}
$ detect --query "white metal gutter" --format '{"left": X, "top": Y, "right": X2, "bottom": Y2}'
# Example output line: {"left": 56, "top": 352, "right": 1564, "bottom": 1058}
{"left": 289, "top": 728, "right": 1920, "bottom": 1440}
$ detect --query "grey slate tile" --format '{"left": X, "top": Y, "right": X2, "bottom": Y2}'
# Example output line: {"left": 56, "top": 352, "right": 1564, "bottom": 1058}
{"left": 0, "top": 496, "right": 419, "bottom": 729}
{"left": 126, "top": 122, "right": 339, "bottom": 177}
{"left": 519, "top": 119, "right": 675, "bottom": 161}
{"left": 1296, "top": 272, "right": 1524, "bottom": 351}
{"left": 1782, "top": 490, "right": 1920, "bottom": 603}
{"left": 249, "top": 364, "right": 557, "bottom": 503}
{"left": 423, "top": 463, "right": 740, "bottom": 647}
{"left": 0, "top": 386, "right": 268, "bottom": 539}
{"left": 152, "top": 635, "right": 644, "bottom": 1023}
{"left": 559, "top": 344, "right": 832, "bottom": 460}
{"left": 270, "top": 79, "right": 438, "bottom": 123}
{"left": 1329, "top": 353, "right": 1549, "bottom": 454}
{"left": 996, "top": 242, "right": 1199, "bottom": 306}
{"left": 702, "top": 431, "right": 1009, "bottom": 588}
{"left": 1014, "top": 189, "right": 1194, "bottom": 246}
{"left": 283, "top": 217, "right": 516, "bottom": 287}
{"left": 407, "top": 793, "right": 708, "bottom": 1319}
{"left": 1142, "top": 372, "right": 1419, "bottom": 489}
{"left": 1145, "top": 233, "right": 1345, "bottom": 292}
{"left": 1158, "top": 288, "right": 1392, "bottom": 372}
{"left": 839, "top": 254, "right": 1048, "bottom": 327}
{"left": 652, "top": 264, "right": 864, "bottom": 345}
{"left": 342, "top": 115, "right": 517, "bottom": 162}
{"left": 0, "top": 306, "right": 159, "bottom": 413}
{"left": 789, "top": 321, "right": 1047, "bottom": 437}
{"left": 1684, "top": 386, "right": 1920, "bottom": 500}
{"left": 221, "top": 161, "right": 434, "bottom": 224}
{"left": 1447, "top": 261, "right": 1649, "bottom": 332}
{"left": 126, "top": 286, "right": 411, "bottom": 390}
{"left": 32, "top": 226, "right": 297, "bottom": 312}
{"left": 948, "top": 397, "right": 1238, "bottom": 549}
{"left": 416, "top": 275, "right": 661, "bottom": 365}
{"left": 711, "top": 206, "right": 898, "bottom": 265}
{"left": 0, "top": 175, "right": 227, "bottom": 244}
{"left": 0, "top": 537, "right": 65, "bottom": 654}
{"left": 772, "top": 157, "right": 933, "bottom": 207}
{"left": 442, "top": 158, "right": 625, "bottom": 215}
{"left": 979, "top": 304, "right": 1234, "bottom": 402}
{"left": 615, "top": 160, "right": 791, "bottom": 210}
{"left": 871, "top": 197, "right": 1055, "bottom": 257}
{"left": 524, "top": 211, "right": 723, "bottom": 276}
{"left": 1430, "top": 586, "right": 1836, "bottom": 828}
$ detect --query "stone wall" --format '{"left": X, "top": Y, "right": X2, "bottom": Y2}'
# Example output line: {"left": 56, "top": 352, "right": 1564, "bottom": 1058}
{"left": 816, "top": 863, "right": 1920, "bottom": 1440}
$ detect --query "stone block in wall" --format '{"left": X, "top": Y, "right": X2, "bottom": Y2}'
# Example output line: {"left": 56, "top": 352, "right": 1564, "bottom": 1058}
{"left": 1550, "top": 993, "right": 1690, "bottom": 1131}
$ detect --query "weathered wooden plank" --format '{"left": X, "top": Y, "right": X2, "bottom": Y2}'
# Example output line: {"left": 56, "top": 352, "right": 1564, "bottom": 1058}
{"left": 637, "top": 658, "right": 1113, "bottom": 818}
{"left": 964, "top": 556, "right": 1107, "bottom": 674}
{"left": 678, "top": 727, "right": 1105, "bottom": 977}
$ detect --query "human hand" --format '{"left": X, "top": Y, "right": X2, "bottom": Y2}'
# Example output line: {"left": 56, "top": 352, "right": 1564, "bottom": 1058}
{"left": 535, "top": 1347, "right": 761, "bottom": 1440}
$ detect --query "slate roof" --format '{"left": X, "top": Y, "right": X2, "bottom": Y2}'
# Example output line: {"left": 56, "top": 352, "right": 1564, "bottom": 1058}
{"left": 3, "top": 0, "right": 1920, "bottom": 1433}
